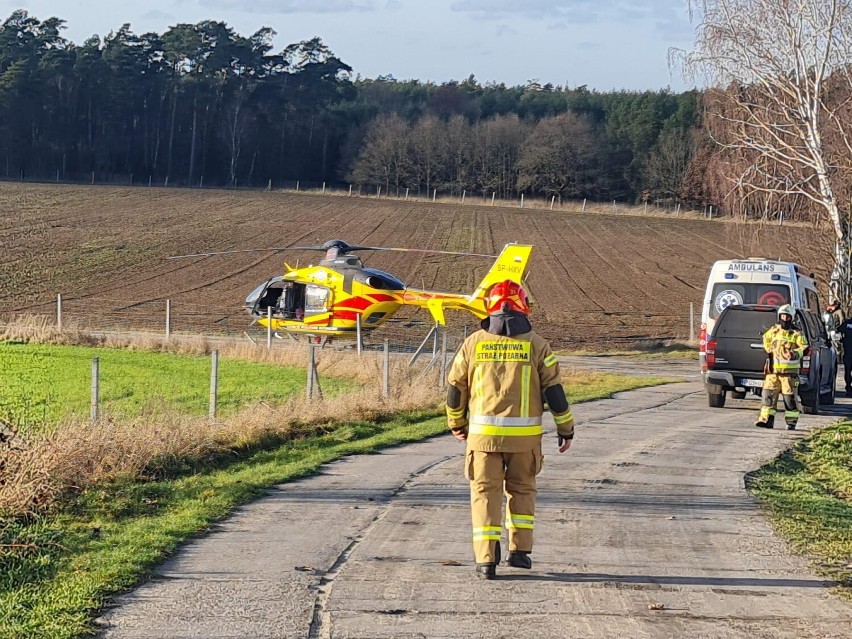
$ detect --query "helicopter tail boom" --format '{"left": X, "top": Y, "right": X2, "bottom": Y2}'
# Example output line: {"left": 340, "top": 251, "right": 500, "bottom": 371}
{"left": 406, "top": 243, "right": 533, "bottom": 324}
{"left": 468, "top": 243, "right": 533, "bottom": 303}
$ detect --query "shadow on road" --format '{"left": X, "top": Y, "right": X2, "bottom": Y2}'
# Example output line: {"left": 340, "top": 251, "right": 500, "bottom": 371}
{"left": 499, "top": 572, "right": 838, "bottom": 588}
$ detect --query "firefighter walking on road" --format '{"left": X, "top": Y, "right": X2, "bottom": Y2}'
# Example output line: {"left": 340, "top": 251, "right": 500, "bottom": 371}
{"left": 755, "top": 304, "right": 808, "bottom": 430}
{"left": 446, "top": 280, "right": 574, "bottom": 580}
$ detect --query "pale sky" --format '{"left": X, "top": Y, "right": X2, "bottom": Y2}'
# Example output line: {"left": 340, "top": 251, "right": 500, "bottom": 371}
{"left": 5, "top": 1, "right": 697, "bottom": 91}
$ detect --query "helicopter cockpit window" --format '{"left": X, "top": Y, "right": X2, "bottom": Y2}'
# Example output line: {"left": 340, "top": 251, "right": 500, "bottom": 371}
{"left": 246, "top": 277, "right": 285, "bottom": 315}
{"left": 305, "top": 285, "right": 330, "bottom": 314}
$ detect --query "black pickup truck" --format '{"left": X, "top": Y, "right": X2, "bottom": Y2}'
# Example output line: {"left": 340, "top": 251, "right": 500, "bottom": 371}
{"left": 703, "top": 305, "right": 837, "bottom": 413}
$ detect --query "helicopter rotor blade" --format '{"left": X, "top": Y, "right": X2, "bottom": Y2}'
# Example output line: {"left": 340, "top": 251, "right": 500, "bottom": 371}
{"left": 168, "top": 247, "right": 291, "bottom": 259}
{"left": 169, "top": 242, "right": 498, "bottom": 260}
{"left": 347, "top": 246, "right": 498, "bottom": 258}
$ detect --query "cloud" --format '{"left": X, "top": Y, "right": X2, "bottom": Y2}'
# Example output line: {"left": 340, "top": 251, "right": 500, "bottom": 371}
{"left": 451, "top": 0, "right": 682, "bottom": 24}
{"left": 576, "top": 40, "right": 602, "bottom": 50}
{"left": 140, "top": 10, "right": 177, "bottom": 22}
{"left": 495, "top": 24, "right": 519, "bottom": 38}
{"left": 199, "top": 0, "right": 378, "bottom": 14}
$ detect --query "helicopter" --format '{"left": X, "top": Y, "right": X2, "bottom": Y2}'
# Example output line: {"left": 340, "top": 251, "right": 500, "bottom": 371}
{"left": 171, "top": 240, "right": 533, "bottom": 342}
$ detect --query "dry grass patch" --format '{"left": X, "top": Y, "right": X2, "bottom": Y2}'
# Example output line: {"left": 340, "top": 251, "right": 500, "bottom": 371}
{"left": 0, "top": 318, "right": 443, "bottom": 518}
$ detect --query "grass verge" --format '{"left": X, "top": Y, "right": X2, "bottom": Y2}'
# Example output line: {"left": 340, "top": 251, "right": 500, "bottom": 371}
{"left": 0, "top": 341, "right": 353, "bottom": 433}
{"left": 557, "top": 341, "right": 698, "bottom": 359}
{"left": 565, "top": 370, "right": 678, "bottom": 401}
{"left": 1, "top": 370, "right": 676, "bottom": 638}
{"left": 747, "top": 422, "right": 852, "bottom": 599}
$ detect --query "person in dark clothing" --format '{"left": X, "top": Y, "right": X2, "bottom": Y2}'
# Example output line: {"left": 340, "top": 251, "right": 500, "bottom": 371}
{"left": 836, "top": 311, "right": 852, "bottom": 396}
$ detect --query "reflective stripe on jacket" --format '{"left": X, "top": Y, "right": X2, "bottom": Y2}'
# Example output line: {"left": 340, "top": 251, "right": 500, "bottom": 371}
{"left": 446, "top": 329, "right": 573, "bottom": 453}
{"left": 763, "top": 324, "right": 808, "bottom": 374}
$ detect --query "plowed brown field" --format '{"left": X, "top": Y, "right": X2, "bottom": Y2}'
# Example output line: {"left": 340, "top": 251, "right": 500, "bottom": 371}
{"left": 0, "top": 183, "right": 833, "bottom": 349}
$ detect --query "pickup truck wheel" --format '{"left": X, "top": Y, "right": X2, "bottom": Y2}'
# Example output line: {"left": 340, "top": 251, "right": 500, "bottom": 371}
{"left": 800, "top": 389, "right": 820, "bottom": 415}
{"left": 708, "top": 391, "right": 726, "bottom": 408}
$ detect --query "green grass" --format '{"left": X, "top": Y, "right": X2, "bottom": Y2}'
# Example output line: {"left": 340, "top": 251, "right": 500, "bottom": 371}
{"left": 0, "top": 370, "right": 675, "bottom": 639}
{"left": 748, "top": 422, "right": 852, "bottom": 599}
{"left": 0, "top": 342, "right": 352, "bottom": 433}
{"left": 558, "top": 347, "right": 699, "bottom": 360}
{"left": 566, "top": 371, "right": 679, "bottom": 402}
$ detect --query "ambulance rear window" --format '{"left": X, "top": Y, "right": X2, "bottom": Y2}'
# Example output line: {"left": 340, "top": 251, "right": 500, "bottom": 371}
{"left": 710, "top": 283, "right": 790, "bottom": 319}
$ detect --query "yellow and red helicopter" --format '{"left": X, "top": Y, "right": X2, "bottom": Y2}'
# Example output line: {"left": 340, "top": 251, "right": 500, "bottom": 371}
{"left": 173, "top": 240, "right": 532, "bottom": 342}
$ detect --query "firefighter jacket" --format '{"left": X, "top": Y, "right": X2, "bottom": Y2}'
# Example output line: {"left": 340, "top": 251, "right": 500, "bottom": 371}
{"left": 763, "top": 324, "right": 808, "bottom": 374}
{"left": 446, "top": 329, "right": 574, "bottom": 453}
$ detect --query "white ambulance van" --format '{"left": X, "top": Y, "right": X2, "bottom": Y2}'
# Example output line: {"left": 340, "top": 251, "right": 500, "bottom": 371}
{"left": 699, "top": 258, "right": 821, "bottom": 363}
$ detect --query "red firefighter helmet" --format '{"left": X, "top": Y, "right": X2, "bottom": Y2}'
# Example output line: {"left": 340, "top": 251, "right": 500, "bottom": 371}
{"left": 485, "top": 280, "right": 530, "bottom": 315}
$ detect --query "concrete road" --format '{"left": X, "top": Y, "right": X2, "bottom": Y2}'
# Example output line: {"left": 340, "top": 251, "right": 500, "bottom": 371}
{"left": 98, "top": 358, "right": 852, "bottom": 638}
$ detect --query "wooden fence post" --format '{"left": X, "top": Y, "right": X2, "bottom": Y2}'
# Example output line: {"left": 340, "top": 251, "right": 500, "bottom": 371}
{"left": 439, "top": 330, "right": 448, "bottom": 388}
{"left": 356, "top": 314, "right": 362, "bottom": 357}
{"left": 383, "top": 339, "right": 390, "bottom": 399}
{"left": 91, "top": 357, "right": 100, "bottom": 422}
{"left": 689, "top": 303, "right": 695, "bottom": 342}
{"left": 306, "top": 345, "right": 323, "bottom": 400}
{"left": 209, "top": 350, "right": 219, "bottom": 421}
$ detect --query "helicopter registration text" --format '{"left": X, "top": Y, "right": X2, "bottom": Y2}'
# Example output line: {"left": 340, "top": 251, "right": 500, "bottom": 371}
{"left": 475, "top": 341, "right": 531, "bottom": 362}
{"left": 495, "top": 264, "right": 523, "bottom": 276}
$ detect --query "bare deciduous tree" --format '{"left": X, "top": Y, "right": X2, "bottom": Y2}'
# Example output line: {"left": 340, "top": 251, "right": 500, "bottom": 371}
{"left": 676, "top": 0, "right": 852, "bottom": 305}
{"left": 644, "top": 127, "right": 701, "bottom": 202}
{"left": 347, "top": 113, "right": 412, "bottom": 193}
{"left": 517, "top": 113, "right": 599, "bottom": 200}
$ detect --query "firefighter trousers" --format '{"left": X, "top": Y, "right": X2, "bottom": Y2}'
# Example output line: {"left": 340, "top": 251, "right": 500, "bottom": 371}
{"left": 464, "top": 448, "right": 542, "bottom": 565}
{"left": 758, "top": 373, "right": 800, "bottom": 427}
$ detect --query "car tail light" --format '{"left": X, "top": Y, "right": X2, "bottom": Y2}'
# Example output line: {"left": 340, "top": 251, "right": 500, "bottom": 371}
{"left": 699, "top": 324, "right": 707, "bottom": 352}
{"left": 705, "top": 339, "right": 717, "bottom": 369}
{"left": 801, "top": 347, "right": 811, "bottom": 374}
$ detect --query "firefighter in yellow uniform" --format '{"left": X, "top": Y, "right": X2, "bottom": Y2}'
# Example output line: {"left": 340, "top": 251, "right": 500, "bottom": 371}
{"left": 446, "top": 280, "right": 574, "bottom": 580}
{"left": 755, "top": 304, "right": 808, "bottom": 430}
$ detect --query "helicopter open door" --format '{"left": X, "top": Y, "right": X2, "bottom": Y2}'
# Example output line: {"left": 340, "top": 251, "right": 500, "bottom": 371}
{"left": 245, "top": 278, "right": 332, "bottom": 325}
{"left": 245, "top": 278, "right": 307, "bottom": 319}
{"left": 245, "top": 276, "right": 285, "bottom": 317}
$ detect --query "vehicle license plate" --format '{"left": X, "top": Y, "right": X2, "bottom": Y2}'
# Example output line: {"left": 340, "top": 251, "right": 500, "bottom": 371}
{"left": 739, "top": 378, "right": 763, "bottom": 388}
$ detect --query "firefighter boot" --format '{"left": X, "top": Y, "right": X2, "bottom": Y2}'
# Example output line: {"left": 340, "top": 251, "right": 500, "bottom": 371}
{"left": 754, "top": 415, "right": 775, "bottom": 429}
{"left": 782, "top": 394, "right": 799, "bottom": 430}
{"left": 476, "top": 564, "right": 496, "bottom": 580}
{"left": 754, "top": 404, "right": 776, "bottom": 428}
{"left": 507, "top": 551, "right": 532, "bottom": 569}
{"left": 476, "top": 541, "right": 500, "bottom": 580}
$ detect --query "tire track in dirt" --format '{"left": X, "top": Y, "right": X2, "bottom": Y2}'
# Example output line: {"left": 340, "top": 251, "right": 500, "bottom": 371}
{"left": 561, "top": 216, "right": 650, "bottom": 309}
{"left": 110, "top": 210, "right": 363, "bottom": 305}
{"left": 0, "top": 185, "right": 822, "bottom": 347}
{"left": 526, "top": 215, "right": 606, "bottom": 314}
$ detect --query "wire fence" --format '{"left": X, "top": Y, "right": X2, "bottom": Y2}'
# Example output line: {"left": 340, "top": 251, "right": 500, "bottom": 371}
{"left": 3, "top": 291, "right": 703, "bottom": 352}
{"left": 9, "top": 293, "right": 477, "bottom": 350}
{"left": 0, "top": 174, "right": 707, "bottom": 219}
{"left": 0, "top": 296, "right": 476, "bottom": 412}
